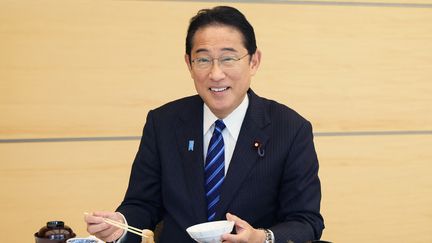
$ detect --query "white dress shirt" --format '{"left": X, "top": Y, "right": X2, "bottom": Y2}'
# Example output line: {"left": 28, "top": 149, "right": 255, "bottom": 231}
{"left": 203, "top": 94, "right": 249, "bottom": 173}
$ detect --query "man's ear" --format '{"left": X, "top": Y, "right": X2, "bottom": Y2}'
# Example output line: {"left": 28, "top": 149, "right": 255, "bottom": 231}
{"left": 249, "top": 49, "right": 262, "bottom": 76}
{"left": 185, "top": 54, "right": 192, "bottom": 71}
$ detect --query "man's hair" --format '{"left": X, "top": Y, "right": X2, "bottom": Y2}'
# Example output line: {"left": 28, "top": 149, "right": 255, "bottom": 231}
{"left": 185, "top": 6, "right": 257, "bottom": 57}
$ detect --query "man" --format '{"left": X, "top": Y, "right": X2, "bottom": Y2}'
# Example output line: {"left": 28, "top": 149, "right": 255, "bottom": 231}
{"left": 85, "top": 6, "right": 324, "bottom": 243}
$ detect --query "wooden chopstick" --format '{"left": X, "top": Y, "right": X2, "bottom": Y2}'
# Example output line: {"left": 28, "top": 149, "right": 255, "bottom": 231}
{"left": 84, "top": 212, "right": 149, "bottom": 239}
{"left": 104, "top": 218, "right": 155, "bottom": 243}
{"left": 103, "top": 217, "right": 146, "bottom": 238}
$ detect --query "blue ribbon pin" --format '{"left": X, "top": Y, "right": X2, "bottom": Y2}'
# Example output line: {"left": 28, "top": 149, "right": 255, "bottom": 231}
{"left": 188, "top": 140, "right": 194, "bottom": 151}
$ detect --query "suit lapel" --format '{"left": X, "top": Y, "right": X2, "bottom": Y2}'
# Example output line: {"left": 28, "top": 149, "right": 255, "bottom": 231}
{"left": 216, "top": 90, "right": 270, "bottom": 219}
{"left": 176, "top": 96, "right": 208, "bottom": 223}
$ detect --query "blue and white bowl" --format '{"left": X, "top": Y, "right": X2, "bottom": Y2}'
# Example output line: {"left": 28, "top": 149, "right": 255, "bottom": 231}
{"left": 66, "top": 237, "right": 99, "bottom": 243}
{"left": 186, "top": 220, "right": 234, "bottom": 243}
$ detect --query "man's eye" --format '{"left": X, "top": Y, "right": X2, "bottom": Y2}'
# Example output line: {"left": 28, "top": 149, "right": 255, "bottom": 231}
{"left": 196, "top": 58, "right": 211, "bottom": 63}
{"left": 220, "top": 57, "right": 235, "bottom": 62}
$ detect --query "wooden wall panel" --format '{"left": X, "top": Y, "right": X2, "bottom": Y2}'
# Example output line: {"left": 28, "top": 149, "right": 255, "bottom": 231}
{"left": 0, "top": 141, "right": 138, "bottom": 242}
{"left": 316, "top": 135, "right": 432, "bottom": 242}
{"left": 1, "top": 1, "right": 431, "bottom": 138}
{"left": 0, "top": 1, "right": 431, "bottom": 243}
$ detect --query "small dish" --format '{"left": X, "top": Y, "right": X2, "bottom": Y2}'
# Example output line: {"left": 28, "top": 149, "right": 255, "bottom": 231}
{"left": 66, "top": 237, "right": 99, "bottom": 243}
{"left": 186, "top": 220, "right": 234, "bottom": 243}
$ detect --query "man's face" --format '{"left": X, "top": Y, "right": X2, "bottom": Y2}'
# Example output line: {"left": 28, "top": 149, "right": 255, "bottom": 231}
{"left": 185, "top": 25, "right": 261, "bottom": 118}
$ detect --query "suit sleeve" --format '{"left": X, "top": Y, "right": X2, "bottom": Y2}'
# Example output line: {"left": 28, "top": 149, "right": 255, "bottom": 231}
{"left": 271, "top": 120, "right": 324, "bottom": 242}
{"left": 116, "top": 111, "right": 163, "bottom": 243}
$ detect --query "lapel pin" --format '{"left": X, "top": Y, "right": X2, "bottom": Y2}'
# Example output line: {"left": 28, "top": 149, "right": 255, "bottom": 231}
{"left": 253, "top": 140, "right": 265, "bottom": 157}
{"left": 188, "top": 140, "right": 194, "bottom": 151}
{"left": 253, "top": 140, "right": 260, "bottom": 149}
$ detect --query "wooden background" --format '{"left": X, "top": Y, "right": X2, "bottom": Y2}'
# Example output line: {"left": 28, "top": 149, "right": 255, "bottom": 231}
{"left": 1, "top": 0, "right": 431, "bottom": 242}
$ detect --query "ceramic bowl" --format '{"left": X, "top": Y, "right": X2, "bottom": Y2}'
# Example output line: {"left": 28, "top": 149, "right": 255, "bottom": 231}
{"left": 186, "top": 220, "right": 234, "bottom": 243}
{"left": 66, "top": 237, "right": 99, "bottom": 243}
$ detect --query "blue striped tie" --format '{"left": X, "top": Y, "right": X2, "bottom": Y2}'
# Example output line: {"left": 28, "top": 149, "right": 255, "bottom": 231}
{"left": 205, "top": 119, "right": 226, "bottom": 221}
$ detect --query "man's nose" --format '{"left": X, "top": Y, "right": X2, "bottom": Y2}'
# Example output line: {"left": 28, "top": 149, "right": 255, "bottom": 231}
{"left": 209, "top": 60, "right": 226, "bottom": 81}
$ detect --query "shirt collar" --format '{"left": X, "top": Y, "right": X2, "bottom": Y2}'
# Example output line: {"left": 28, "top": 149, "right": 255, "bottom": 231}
{"left": 203, "top": 94, "right": 249, "bottom": 139}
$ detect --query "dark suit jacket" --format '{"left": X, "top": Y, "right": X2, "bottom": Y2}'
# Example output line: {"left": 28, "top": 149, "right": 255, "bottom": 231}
{"left": 117, "top": 89, "right": 324, "bottom": 243}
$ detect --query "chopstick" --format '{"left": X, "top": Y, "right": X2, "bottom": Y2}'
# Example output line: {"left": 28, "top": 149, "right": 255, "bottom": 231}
{"left": 104, "top": 219, "right": 155, "bottom": 243}
{"left": 84, "top": 212, "right": 148, "bottom": 238}
{"left": 104, "top": 217, "right": 146, "bottom": 238}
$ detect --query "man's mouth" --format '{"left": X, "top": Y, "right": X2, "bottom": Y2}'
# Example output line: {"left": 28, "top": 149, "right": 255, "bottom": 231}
{"left": 210, "top": 87, "right": 229, "bottom": 92}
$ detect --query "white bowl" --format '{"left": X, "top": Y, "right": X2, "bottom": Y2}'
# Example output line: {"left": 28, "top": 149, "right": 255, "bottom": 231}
{"left": 186, "top": 220, "right": 235, "bottom": 243}
{"left": 66, "top": 236, "right": 103, "bottom": 243}
{"left": 66, "top": 238, "right": 98, "bottom": 243}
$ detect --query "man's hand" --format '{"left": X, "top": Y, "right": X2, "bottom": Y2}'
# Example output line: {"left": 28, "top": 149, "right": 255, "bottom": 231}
{"left": 84, "top": 211, "right": 125, "bottom": 242}
{"left": 221, "top": 213, "right": 266, "bottom": 243}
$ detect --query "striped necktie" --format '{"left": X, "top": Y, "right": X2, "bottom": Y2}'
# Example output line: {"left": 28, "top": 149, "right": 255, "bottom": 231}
{"left": 205, "top": 119, "right": 226, "bottom": 221}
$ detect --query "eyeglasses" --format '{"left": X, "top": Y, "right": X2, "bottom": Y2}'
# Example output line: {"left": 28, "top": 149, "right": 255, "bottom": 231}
{"left": 191, "top": 53, "right": 249, "bottom": 70}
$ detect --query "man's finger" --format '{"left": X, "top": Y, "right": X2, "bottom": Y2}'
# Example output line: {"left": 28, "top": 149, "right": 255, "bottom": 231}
{"left": 226, "top": 213, "right": 249, "bottom": 229}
